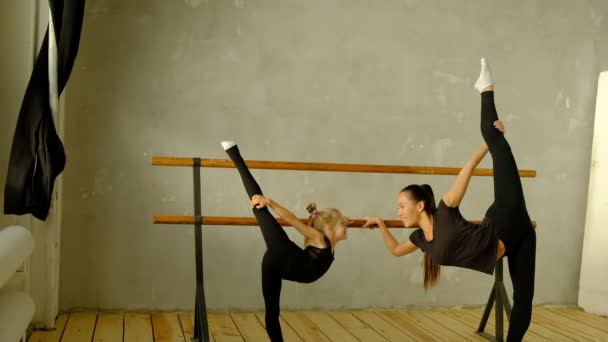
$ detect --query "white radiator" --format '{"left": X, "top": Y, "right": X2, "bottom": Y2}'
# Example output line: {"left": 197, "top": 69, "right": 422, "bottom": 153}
{"left": 0, "top": 226, "right": 35, "bottom": 341}
{"left": 0, "top": 291, "right": 35, "bottom": 342}
{"left": 0, "top": 226, "right": 34, "bottom": 287}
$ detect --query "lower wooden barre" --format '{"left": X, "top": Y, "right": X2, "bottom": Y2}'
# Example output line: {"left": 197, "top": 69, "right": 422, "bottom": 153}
{"left": 153, "top": 215, "right": 536, "bottom": 228}
{"left": 154, "top": 216, "right": 405, "bottom": 227}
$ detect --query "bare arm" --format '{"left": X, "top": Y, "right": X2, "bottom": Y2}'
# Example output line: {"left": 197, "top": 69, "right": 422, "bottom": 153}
{"left": 443, "top": 120, "right": 506, "bottom": 207}
{"left": 252, "top": 195, "right": 321, "bottom": 240}
{"left": 442, "top": 143, "right": 488, "bottom": 207}
{"left": 364, "top": 217, "right": 419, "bottom": 256}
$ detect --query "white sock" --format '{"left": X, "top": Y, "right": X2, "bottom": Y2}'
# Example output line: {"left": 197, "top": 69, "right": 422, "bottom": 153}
{"left": 221, "top": 141, "right": 236, "bottom": 150}
{"left": 474, "top": 58, "right": 493, "bottom": 93}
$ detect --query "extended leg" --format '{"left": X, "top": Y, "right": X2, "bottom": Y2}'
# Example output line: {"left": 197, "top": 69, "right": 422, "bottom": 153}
{"left": 223, "top": 142, "right": 291, "bottom": 250}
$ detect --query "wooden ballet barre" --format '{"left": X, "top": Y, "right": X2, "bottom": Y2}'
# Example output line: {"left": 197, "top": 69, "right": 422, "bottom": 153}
{"left": 152, "top": 155, "right": 538, "bottom": 342}
{"left": 151, "top": 157, "right": 537, "bottom": 178}
{"left": 153, "top": 215, "right": 537, "bottom": 228}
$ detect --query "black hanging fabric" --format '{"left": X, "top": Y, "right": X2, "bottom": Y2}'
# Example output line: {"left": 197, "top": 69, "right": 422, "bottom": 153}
{"left": 4, "top": 0, "right": 85, "bottom": 221}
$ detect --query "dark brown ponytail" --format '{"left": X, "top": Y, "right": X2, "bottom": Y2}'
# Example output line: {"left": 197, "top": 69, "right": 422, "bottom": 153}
{"left": 423, "top": 252, "right": 441, "bottom": 289}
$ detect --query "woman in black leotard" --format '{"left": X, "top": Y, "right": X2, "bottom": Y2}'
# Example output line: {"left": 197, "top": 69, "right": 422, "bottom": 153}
{"left": 222, "top": 141, "right": 349, "bottom": 342}
{"left": 364, "top": 59, "right": 536, "bottom": 342}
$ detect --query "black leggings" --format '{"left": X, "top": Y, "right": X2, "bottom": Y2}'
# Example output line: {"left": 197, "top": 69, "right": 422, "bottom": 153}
{"left": 226, "top": 145, "right": 324, "bottom": 342}
{"left": 481, "top": 92, "right": 536, "bottom": 342}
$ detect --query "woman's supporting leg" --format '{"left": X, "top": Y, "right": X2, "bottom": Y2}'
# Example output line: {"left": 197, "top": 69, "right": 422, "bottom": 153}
{"left": 262, "top": 251, "right": 284, "bottom": 342}
{"left": 223, "top": 142, "right": 291, "bottom": 251}
{"left": 506, "top": 231, "right": 536, "bottom": 342}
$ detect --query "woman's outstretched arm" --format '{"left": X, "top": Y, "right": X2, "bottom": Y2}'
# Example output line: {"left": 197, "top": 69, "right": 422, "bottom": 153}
{"left": 364, "top": 216, "right": 419, "bottom": 256}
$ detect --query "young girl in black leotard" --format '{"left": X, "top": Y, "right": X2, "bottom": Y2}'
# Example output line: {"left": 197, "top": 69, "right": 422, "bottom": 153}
{"left": 222, "top": 141, "right": 349, "bottom": 342}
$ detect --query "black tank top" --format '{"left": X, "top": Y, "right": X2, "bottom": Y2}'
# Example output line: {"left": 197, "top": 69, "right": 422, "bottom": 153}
{"left": 304, "top": 236, "right": 334, "bottom": 276}
{"left": 409, "top": 199, "right": 498, "bottom": 275}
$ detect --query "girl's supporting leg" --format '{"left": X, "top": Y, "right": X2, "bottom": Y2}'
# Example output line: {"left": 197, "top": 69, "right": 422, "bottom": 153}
{"left": 261, "top": 251, "right": 284, "bottom": 342}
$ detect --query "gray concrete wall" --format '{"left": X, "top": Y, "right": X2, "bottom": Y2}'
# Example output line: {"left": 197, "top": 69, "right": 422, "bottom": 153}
{"left": 59, "top": 0, "right": 608, "bottom": 311}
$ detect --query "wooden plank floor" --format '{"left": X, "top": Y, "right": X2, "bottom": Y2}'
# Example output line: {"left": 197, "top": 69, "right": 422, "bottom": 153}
{"left": 27, "top": 307, "right": 608, "bottom": 342}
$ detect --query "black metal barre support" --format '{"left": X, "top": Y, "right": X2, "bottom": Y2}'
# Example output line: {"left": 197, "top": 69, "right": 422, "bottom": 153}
{"left": 477, "top": 258, "right": 512, "bottom": 342}
{"left": 192, "top": 158, "right": 210, "bottom": 342}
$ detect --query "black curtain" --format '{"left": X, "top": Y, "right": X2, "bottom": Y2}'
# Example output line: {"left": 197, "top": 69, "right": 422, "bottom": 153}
{"left": 4, "top": 0, "right": 85, "bottom": 221}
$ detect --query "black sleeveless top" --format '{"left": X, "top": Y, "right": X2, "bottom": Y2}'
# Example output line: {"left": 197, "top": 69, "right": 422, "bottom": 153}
{"left": 409, "top": 199, "right": 498, "bottom": 275}
{"left": 304, "top": 236, "right": 334, "bottom": 277}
